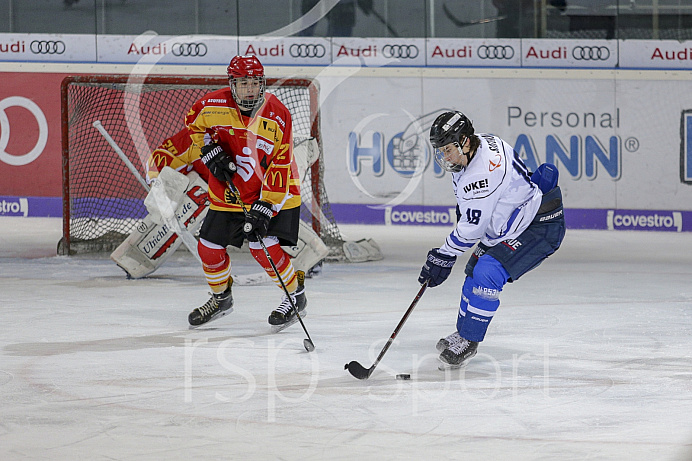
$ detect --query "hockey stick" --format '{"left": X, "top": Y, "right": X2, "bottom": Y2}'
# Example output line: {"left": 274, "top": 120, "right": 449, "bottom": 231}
{"left": 93, "top": 120, "right": 150, "bottom": 191}
{"left": 442, "top": 3, "right": 506, "bottom": 27}
{"left": 93, "top": 120, "right": 203, "bottom": 265}
{"left": 226, "top": 180, "right": 315, "bottom": 353}
{"left": 345, "top": 279, "right": 429, "bottom": 380}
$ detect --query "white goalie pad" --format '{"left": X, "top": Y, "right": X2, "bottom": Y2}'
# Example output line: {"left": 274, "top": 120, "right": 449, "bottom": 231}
{"left": 110, "top": 169, "right": 209, "bottom": 279}
{"left": 283, "top": 220, "right": 329, "bottom": 273}
{"left": 343, "top": 238, "right": 384, "bottom": 263}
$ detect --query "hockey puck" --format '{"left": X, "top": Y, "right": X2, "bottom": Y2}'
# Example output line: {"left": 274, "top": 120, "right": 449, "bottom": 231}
{"left": 396, "top": 374, "right": 411, "bottom": 380}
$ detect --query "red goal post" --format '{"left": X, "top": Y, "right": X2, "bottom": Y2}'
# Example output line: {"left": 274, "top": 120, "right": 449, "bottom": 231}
{"left": 59, "top": 74, "right": 344, "bottom": 258}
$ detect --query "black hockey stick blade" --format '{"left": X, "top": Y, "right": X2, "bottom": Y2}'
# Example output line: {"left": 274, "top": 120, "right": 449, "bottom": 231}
{"left": 345, "top": 280, "right": 429, "bottom": 381}
{"left": 344, "top": 361, "right": 373, "bottom": 380}
{"left": 304, "top": 339, "right": 315, "bottom": 352}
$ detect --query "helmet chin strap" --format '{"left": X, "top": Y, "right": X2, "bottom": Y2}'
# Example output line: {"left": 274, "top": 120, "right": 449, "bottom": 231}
{"left": 458, "top": 136, "right": 475, "bottom": 168}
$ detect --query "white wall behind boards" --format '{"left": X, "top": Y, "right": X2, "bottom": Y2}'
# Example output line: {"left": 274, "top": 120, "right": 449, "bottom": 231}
{"left": 315, "top": 67, "right": 692, "bottom": 212}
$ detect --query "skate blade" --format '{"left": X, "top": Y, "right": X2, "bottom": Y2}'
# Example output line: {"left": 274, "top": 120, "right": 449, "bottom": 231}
{"left": 438, "top": 361, "right": 466, "bottom": 371}
{"left": 270, "top": 310, "right": 307, "bottom": 333}
{"left": 188, "top": 307, "right": 233, "bottom": 329}
{"left": 437, "top": 351, "right": 477, "bottom": 371}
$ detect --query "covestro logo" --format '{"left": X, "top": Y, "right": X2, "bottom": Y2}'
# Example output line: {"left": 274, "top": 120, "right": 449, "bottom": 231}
{"left": 385, "top": 207, "right": 456, "bottom": 225}
{"left": 607, "top": 210, "right": 683, "bottom": 232}
{"left": 0, "top": 198, "right": 29, "bottom": 216}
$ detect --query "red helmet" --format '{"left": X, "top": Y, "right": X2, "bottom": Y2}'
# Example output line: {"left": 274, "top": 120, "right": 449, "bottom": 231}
{"left": 227, "top": 55, "right": 264, "bottom": 79}
{"left": 227, "top": 55, "right": 266, "bottom": 111}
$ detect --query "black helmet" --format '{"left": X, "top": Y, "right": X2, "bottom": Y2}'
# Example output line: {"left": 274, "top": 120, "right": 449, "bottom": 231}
{"left": 429, "top": 111, "right": 474, "bottom": 149}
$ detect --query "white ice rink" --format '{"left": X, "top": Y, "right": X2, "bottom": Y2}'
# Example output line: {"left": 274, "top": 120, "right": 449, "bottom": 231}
{"left": 1, "top": 217, "right": 691, "bottom": 460}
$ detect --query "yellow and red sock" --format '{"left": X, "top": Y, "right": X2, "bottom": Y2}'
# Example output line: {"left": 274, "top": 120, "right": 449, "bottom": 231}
{"left": 198, "top": 238, "right": 231, "bottom": 294}
{"left": 249, "top": 237, "right": 298, "bottom": 293}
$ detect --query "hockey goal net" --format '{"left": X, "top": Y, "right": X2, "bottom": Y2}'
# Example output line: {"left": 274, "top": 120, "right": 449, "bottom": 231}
{"left": 59, "top": 74, "right": 347, "bottom": 259}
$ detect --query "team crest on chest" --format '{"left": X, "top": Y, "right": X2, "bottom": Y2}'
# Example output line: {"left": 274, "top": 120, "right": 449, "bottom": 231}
{"left": 224, "top": 189, "right": 239, "bottom": 204}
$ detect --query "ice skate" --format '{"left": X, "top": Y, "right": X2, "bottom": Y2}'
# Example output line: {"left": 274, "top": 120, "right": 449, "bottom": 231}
{"left": 268, "top": 271, "right": 307, "bottom": 332}
{"left": 436, "top": 331, "right": 463, "bottom": 352}
{"left": 438, "top": 337, "right": 479, "bottom": 370}
{"left": 188, "top": 281, "right": 234, "bottom": 327}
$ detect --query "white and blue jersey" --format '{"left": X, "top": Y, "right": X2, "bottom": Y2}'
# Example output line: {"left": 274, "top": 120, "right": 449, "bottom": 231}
{"left": 439, "top": 133, "right": 543, "bottom": 257}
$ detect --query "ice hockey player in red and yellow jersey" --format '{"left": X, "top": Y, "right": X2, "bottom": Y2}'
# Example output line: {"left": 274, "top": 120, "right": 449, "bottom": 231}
{"left": 184, "top": 55, "right": 307, "bottom": 330}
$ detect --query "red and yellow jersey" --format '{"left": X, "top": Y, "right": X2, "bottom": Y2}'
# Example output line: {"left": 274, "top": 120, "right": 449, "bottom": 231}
{"left": 146, "top": 128, "right": 209, "bottom": 183}
{"left": 185, "top": 87, "right": 299, "bottom": 213}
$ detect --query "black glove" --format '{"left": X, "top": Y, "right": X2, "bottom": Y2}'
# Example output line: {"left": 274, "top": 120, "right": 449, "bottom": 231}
{"left": 243, "top": 200, "right": 273, "bottom": 240}
{"left": 200, "top": 142, "right": 236, "bottom": 183}
{"left": 418, "top": 248, "right": 457, "bottom": 287}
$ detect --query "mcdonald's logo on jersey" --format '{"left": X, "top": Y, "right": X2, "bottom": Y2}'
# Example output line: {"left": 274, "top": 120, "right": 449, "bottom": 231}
{"left": 149, "top": 151, "right": 174, "bottom": 168}
{"left": 267, "top": 166, "right": 289, "bottom": 189}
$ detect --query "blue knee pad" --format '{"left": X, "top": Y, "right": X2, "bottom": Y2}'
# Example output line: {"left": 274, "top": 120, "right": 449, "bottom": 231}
{"left": 456, "top": 278, "right": 472, "bottom": 324}
{"left": 457, "top": 255, "right": 509, "bottom": 342}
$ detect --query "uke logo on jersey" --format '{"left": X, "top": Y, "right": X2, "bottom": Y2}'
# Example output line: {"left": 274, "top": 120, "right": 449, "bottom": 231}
{"left": 464, "top": 178, "right": 489, "bottom": 195}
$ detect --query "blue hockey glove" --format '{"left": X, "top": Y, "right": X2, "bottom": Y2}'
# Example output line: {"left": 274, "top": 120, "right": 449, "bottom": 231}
{"left": 200, "top": 142, "right": 236, "bottom": 183}
{"left": 243, "top": 200, "right": 273, "bottom": 241}
{"left": 419, "top": 248, "right": 457, "bottom": 287}
{"left": 531, "top": 163, "right": 559, "bottom": 194}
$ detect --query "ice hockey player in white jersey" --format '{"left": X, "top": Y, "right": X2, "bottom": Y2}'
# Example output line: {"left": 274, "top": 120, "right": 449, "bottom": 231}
{"left": 418, "top": 111, "right": 566, "bottom": 369}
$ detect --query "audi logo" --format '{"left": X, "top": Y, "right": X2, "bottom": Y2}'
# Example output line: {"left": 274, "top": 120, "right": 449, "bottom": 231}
{"left": 477, "top": 45, "right": 514, "bottom": 60}
{"left": 383, "top": 44, "right": 419, "bottom": 59}
{"left": 30, "top": 40, "right": 65, "bottom": 55}
{"left": 572, "top": 46, "right": 610, "bottom": 61}
{"left": 289, "top": 44, "right": 326, "bottom": 58}
{"left": 172, "top": 42, "right": 208, "bottom": 57}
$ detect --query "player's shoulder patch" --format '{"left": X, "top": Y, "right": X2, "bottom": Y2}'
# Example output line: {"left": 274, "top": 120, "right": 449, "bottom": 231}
{"left": 478, "top": 134, "right": 506, "bottom": 175}
{"left": 262, "top": 94, "right": 290, "bottom": 130}
{"left": 201, "top": 88, "right": 231, "bottom": 106}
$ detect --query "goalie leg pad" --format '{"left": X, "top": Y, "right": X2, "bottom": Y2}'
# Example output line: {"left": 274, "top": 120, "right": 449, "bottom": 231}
{"left": 110, "top": 170, "right": 209, "bottom": 279}
{"left": 110, "top": 213, "right": 184, "bottom": 279}
{"left": 342, "top": 238, "right": 383, "bottom": 263}
{"left": 283, "top": 220, "right": 329, "bottom": 274}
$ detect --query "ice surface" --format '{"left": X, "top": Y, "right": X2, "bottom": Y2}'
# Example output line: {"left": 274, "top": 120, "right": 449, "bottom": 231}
{"left": 1, "top": 217, "right": 691, "bottom": 460}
